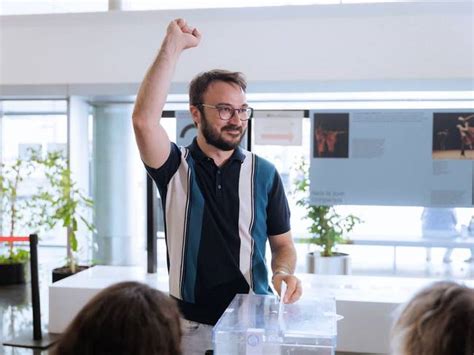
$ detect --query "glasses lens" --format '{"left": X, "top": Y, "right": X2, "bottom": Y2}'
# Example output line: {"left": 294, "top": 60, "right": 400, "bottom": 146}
{"left": 235, "top": 108, "right": 252, "bottom": 121}
{"left": 243, "top": 108, "right": 253, "bottom": 121}
{"left": 218, "top": 106, "right": 233, "bottom": 120}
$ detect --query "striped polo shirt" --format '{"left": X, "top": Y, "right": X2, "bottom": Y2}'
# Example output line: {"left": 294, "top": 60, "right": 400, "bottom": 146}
{"left": 145, "top": 138, "right": 290, "bottom": 325}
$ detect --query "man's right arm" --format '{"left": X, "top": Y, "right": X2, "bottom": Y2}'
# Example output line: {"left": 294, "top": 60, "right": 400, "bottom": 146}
{"left": 132, "top": 19, "right": 201, "bottom": 169}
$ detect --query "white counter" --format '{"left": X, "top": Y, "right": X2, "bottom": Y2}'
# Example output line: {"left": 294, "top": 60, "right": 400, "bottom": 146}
{"left": 48, "top": 266, "right": 169, "bottom": 334}
{"left": 298, "top": 274, "right": 473, "bottom": 354}
{"left": 49, "top": 266, "right": 473, "bottom": 354}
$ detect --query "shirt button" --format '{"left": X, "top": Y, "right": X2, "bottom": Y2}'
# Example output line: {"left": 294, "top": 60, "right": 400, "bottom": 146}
{"left": 218, "top": 184, "right": 222, "bottom": 189}
{"left": 217, "top": 170, "right": 221, "bottom": 175}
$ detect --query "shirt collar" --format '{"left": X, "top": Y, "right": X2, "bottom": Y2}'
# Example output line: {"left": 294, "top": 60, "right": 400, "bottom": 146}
{"left": 188, "top": 137, "right": 246, "bottom": 163}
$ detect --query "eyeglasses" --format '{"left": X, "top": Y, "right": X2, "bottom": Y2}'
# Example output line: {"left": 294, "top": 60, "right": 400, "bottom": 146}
{"left": 198, "top": 104, "right": 253, "bottom": 121}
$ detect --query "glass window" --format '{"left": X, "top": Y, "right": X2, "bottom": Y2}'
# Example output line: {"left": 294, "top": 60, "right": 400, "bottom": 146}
{"left": 161, "top": 96, "right": 474, "bottom": 272}
{"left": 251, "top": 113, "right": 312, "bottom": 238}
{"left": 0, "top": 100, "right": 67, "bottom": 246}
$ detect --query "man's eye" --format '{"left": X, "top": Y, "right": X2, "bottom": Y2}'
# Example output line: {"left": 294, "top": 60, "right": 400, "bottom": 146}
{"left": 219, "top": 107, "right": 233, "bottom": 113}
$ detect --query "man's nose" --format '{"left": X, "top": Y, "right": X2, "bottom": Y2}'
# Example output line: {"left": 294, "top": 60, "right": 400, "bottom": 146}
{"left": 228, "top": 110, "right": 242, "bottom": 124}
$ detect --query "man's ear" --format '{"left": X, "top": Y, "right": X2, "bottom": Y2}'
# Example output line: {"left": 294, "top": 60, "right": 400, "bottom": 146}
{"left": 190, "top": 105, "right": 201, "bottom": 127}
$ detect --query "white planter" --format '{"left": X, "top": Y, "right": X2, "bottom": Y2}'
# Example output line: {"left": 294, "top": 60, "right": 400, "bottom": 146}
{"left": 306, "top": 252, "right": 351, "bottom": 275}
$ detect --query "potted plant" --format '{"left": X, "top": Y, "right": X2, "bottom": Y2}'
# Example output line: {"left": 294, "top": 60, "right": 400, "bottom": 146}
{"left": 0, "top": 156, "right": 34, "bottom": 285}
{"left": 32, "top": 150, "right": 95, "bottom": 282}
{"left": 293, "top": 158, "right": 361, "bottom": 274}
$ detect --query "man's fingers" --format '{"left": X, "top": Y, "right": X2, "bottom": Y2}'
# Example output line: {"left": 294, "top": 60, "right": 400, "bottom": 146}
{"left": 272, "top": 274, "right": 302, "bottom": 303}
{"left": 283, "top": 277, "right": 302, "bottom": 303}
{"left": 273, "top": 277, "right": 282, "bottom": 296}
{"left": 171, "top": 19, "right": 201, "bottom": 46}
{"left": 287, "top": 280, "right": 303, "bottom": 303}
{"left": 192, "top": 27, "right": 202, "bottom": 40}
{"left": 174, "top": 18, "right": 195, "bottom": 35}
{"left": 175, "top": 18, "right": 186, "bottom": 28}
{"left": 183, "top": 25, "right": 193, "bottom": 34}
{"left": 283, "top": 277, "right": 297, "bottom": 303}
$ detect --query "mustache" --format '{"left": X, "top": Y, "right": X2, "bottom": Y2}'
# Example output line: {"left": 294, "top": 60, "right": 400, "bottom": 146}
{"left": 222, "top": 125, "right": 242, "bottom": 133}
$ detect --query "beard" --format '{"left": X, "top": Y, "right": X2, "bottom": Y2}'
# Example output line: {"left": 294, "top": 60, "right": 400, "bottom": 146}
{"left": 200, "top": 112, "right": 246, "bottom": 151}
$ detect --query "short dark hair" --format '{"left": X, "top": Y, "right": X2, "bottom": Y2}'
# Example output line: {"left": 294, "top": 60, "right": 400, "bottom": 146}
{"left": 189, "top": 69, "right": 247, "bottom": 106}
{"left": 391, "top": 281, "right": 474, "bottom": 355}
{"left": 52, "top": 281, "right": 182, "bottom": 355}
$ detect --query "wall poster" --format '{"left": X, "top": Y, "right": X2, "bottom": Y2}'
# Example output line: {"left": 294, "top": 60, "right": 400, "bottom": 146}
{"left": 309, "top": 110, "right": 474, "bottom": 207}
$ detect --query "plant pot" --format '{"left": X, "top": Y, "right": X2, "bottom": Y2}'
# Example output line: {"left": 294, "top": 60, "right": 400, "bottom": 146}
{"left": 0, "top": 262, "right": 28, "bottom": 285}
{"left": 52, "top": 265, "right": 90, "bottom": 283}
{"left": 306, "top": 252, "right": 351, "bottom": 275}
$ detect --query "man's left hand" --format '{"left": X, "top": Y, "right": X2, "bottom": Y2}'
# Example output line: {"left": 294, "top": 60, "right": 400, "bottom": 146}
{"left": 272, "top": 273, "right": 302, "bottom": 304}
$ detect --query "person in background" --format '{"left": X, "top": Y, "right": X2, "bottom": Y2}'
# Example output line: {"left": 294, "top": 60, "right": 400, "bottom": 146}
{"left": 462, "top": 214, "right": 474, "bottom": 263}
{"left": 421, "top": 207, "right": 457, "bottom": 263}
{"left": 52, "top": 281, "right": 182, "bottom": 355}
{"left": 391, "top": 281, "right": 474, "bottom": 355}
{"left": 132, "top": 18, "right": 302, "bottom": 354}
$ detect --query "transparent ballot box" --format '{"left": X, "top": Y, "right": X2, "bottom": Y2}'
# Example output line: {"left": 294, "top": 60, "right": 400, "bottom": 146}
{"left": 213, "top": 294, "right": 339, "bottom": 355}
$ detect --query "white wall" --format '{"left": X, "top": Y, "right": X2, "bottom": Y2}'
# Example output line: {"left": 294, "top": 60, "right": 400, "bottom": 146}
{"left": 0, "top": 2, "right": 473, "bottom": 93}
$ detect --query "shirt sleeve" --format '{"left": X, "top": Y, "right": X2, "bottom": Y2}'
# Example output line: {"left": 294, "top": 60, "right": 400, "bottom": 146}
{"left": 144, "top": 142, "right": 181, "bottom": 189}
{"left": 266, "top": 170, "right": 291, "bottom": 236}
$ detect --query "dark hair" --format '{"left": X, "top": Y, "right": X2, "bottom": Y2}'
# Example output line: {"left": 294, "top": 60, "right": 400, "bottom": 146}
{"left": 189, "top": 69, "right": 247, "bottom": 106}
{"left": 391, "top": 281, "right": 474, "bottom": 355}
{"left": 52, "top": 281, "right": 182, "bottom": 355}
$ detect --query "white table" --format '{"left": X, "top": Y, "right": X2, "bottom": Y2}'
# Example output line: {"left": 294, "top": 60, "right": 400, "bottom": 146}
{"left": 49, "top": 265, "right": 474, "bottom": 354}
{"left": 48, "top": 266, "right": 169, "bottom": 334}
{"left": 299, "top": 274, "right": 474, "bottom": 353}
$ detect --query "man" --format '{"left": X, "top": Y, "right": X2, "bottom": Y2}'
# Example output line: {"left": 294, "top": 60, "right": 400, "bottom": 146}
{"left": 133, "top": 18, "right": 302, "bottom": 354}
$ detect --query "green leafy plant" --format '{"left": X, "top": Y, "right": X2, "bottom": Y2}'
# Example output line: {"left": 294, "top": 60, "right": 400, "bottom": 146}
{"left": 293, "top": 158, "right": 361, "bottom": 257}
{"left": 0, "top": 249, "right": 29, "bottom": 264}
{"left": 31, "top": 150, "right": 95, "bottom": 274}
{"left": 0, "top": 156, "right": 35, "bottom": 264}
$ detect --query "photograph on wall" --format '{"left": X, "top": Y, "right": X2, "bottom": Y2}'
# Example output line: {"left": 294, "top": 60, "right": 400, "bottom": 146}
{"left": 432, "top": 112, "right": 474, "bottom": 160}
{"left": 313, "top": 113, "right": 349, "bottom": 158}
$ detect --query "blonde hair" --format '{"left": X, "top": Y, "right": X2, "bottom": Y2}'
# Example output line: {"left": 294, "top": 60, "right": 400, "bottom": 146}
{"left": 391, "top": 281, "right": 474, "bottom": 355}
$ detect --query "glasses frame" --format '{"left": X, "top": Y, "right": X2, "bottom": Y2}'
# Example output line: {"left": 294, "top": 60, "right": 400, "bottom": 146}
{"left": 198, "top": 103, "right": 253, "bottom": 121}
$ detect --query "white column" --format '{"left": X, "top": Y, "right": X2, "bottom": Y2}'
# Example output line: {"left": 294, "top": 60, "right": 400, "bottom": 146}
{"left": 92, "top": 103, "right": 145, "bottom": 266}
{"left": 108, "top": 0, "right": 126, "bottom": 11}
